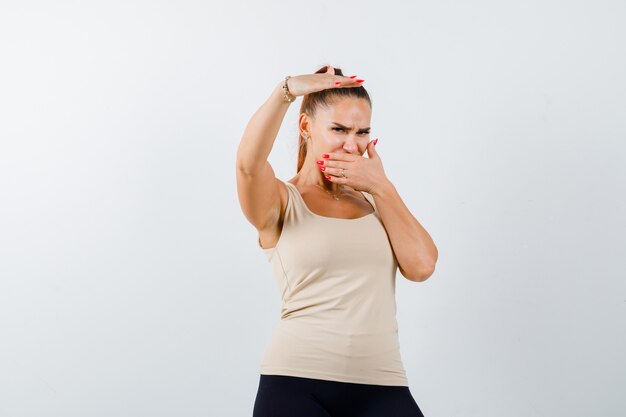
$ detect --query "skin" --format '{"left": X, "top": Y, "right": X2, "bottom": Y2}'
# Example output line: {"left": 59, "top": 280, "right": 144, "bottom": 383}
{"left": 237, "top": 66, "right": 438, "bottom": 281}
{"left": 293, "top": 97, "right": 438, "bottom": 282}
{"left": 295, "top": 97, "right": 379, "bottom": 196}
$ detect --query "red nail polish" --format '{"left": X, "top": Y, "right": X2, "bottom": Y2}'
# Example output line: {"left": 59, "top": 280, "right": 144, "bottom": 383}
{"left": 356, "top": 79, "right": 364, "bottom": 83}
{"left": 316, "top": 160, "right": 324, "bottom": 165}
{"left": 322, "top": 154, "right": 329, "bottom": 158}
{"left": 349, "top": 75, "right": 357, "bottom": 79}
{"left": 320, "top": 166, "right": 326, "bottom": 171}
{"left": 373, "top": 138, "right": 378, "bottom": 145}
{"left": 325, "top": 175, "right": 331, "bottom": 180}
{"left": 335, "top": 81, "right": 341, "bottom": 85}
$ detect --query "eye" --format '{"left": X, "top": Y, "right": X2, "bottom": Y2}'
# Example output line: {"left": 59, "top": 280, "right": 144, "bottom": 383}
{"left": 332, "top": 127, "right": 370, "bottom": 135}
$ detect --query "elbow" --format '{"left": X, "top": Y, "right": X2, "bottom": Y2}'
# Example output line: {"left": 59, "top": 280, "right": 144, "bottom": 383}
{"left": 414, "top": 248, "right": 438, "bottom": 282}
{"left": 418, "top": 264, "right": 436, "bottom": 282}
{"left": 406, "top": 262, "right": 436, "bottom": 282}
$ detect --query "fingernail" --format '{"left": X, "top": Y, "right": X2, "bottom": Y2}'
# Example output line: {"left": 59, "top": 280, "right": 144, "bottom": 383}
{"left": 349, "top": 75, "right": 357, "bottom": 79}
{"left": 356, "top": 79, "right": 364, "bottom": 83}
{"left": 320, "top": 166, "right": 326, "bottom": 171}
{"left": 335, "top": 81, "right": 342, "bottom": 85}
{"left": 316, "top": 160, "right": 324, "bottom": 165}
{"left": 373, "top": 138, "right": 378, "bottom": 145}
{"left": 325, "top": 175, "right": 331, "bottom": 180}
{"left": 322, "top": 154, "right": 329, "bottom": 158}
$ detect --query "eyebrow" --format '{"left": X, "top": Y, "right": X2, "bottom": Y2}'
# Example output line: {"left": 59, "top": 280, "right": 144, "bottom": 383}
{"left": 330, "top": 122, "right": 371, "bottom": 132}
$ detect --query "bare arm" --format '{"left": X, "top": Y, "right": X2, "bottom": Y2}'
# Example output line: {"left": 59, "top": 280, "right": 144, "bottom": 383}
{"left": 236, "top": 68, "right": 361, "bottom": 231}
{"left": 235, "top": 80, "right": 291, "bottom": 230}
{"left": 372, "top": 181, "right": 438, "bottom": 282}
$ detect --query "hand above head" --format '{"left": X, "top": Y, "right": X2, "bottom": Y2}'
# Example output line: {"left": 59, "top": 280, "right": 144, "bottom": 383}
{"left": 284, "top": 65, "right": 365, "bottom": 97}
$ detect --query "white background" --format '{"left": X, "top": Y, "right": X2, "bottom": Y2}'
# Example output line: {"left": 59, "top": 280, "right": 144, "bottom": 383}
{"left": 1, "top": 1, "right": 624, "bottom": 416}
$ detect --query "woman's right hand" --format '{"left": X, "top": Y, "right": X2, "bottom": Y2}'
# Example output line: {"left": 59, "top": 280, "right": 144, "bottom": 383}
{"left": 285, "top": 66, "right": 364, "bottom": 97}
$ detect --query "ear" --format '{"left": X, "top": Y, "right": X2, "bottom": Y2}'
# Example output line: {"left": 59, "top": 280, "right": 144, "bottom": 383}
{"left": 298, "top": 113, "right": 310, "bottom": 137}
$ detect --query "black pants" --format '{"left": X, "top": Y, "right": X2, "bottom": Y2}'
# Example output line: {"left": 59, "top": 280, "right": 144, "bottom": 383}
{"left": 253, "top": 374, "right": 425, "bottom": 417}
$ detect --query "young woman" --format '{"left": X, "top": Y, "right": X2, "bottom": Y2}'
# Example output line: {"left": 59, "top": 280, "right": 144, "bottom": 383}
{"left": 236, "top": 65, "right": 438, "bottom": 417}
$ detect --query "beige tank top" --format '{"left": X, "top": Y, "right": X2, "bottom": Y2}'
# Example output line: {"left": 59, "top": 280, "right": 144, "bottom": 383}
{"left": 257, "top": 179, "right": 409, "bottom": 386}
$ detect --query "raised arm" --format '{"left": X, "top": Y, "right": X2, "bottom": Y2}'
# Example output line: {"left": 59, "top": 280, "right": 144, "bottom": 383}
{"left": 236, "top": 68, "right": 362, "bottom": 233}
{"left": 235, "top": 80, "right": 292, "bottom": 232}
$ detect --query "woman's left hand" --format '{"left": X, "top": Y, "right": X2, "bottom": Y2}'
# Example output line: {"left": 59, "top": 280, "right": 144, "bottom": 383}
{"left": 319, "top": 138, "right": 390, "bottom": 195}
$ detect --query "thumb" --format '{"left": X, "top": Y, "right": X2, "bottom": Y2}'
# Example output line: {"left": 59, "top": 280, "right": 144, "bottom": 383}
{"left": 366, "top": 138, "right": 378, "bottom": 158}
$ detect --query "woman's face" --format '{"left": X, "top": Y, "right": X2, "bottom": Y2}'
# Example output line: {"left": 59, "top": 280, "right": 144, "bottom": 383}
{"left": 304, "top": 97, "right": 372, "bottom": 157}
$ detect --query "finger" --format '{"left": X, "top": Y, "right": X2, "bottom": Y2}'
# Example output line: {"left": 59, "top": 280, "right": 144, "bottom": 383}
{"left": 318, "top": 165, "right": 341, "bottom": 176}
{"left": 324, "top": 174, "right": 348, "bottom": 184}
{"left": 366, "top": 138, "right": 378, "bottom": 158}
{"left": 318, "top": 159, "right": 345, "bottom": 168}
{"left": 322, "top": 152, "right": 357, "bottom": 162}
{"left": 334, "top": 76, "right": 364, "bottom": 88}
{"left": 327, "top": 167, "right": 347, "bottom": 177}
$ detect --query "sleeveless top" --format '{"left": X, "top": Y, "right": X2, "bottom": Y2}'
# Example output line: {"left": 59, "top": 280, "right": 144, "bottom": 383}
{"left": 257, "top": 179, "right": 408, "bottom": 386}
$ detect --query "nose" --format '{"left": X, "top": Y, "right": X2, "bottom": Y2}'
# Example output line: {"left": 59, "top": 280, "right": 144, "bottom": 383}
{"left": 343, "top": 137, "right": 359, "bottom": 154}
